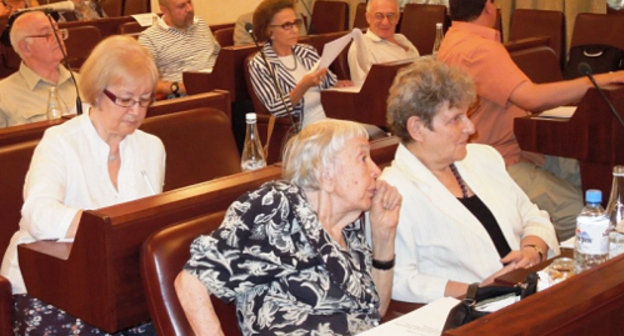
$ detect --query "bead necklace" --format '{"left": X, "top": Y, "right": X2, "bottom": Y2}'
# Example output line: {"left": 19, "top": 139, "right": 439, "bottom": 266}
{"left": 280, "top": 54, "right": 298, "bottom": 71}
{"left": 449, "top": 163, "right": 468, "bottom": 198}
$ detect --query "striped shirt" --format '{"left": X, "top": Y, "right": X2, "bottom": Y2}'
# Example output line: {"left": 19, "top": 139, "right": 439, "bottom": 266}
{"left": 248, "top": 42, "right": 337, "bottom": 121}
{"left": 138, "top": 16, "right": 220, "bottom": 82}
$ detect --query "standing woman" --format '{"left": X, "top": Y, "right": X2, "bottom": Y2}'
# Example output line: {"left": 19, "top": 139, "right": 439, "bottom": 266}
{"left": 0, "top": 35, "right": 164, "bottom": 334}
{"left": 248, "top": 0, "right": 349, "bottom": 129}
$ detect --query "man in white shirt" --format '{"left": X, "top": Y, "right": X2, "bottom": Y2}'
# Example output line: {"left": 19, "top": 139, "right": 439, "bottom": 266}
{"left": 139, "top": 0, "right": 220, "bottom": 97}
{"left": 0, "top": 11, "right": 79, "bottom": 128}
{"left": 347, "top": 0, "right": 419, "bottom": 83}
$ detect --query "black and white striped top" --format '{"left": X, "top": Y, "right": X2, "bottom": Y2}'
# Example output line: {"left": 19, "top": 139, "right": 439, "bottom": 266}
{"left": 248, "top": 42, "right": 337, "bottom": 119}
{"left": 138, "top": 17, "right": 220, "bottom": 82}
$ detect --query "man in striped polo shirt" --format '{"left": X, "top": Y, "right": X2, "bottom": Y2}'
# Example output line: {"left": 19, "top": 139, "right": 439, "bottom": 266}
{"left": 139, "top": 0, "right": 220, "bottom": 98}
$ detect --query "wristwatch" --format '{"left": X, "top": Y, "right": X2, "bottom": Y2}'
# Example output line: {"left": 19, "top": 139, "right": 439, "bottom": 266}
{"left": 372, "top": 255, "right": 395, "bottom": 270}
{"left": 170, "top": 81, "right": 180, "bottom": 96}
{"left": 522, "top": 244, "right": 544, "bottom": 262}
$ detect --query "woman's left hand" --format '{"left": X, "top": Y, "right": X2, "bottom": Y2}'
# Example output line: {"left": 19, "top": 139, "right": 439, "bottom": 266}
{"left": 501, "top": 247, "right": 541, "bottom": 269}
{"left": 369, "top": 180, "right": 401, "bottom": 249}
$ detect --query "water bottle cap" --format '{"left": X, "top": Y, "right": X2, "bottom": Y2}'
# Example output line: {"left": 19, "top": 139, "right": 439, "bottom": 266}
{"left": 585, "top": 189, "right": 602, "bottom": 203}
{"left": 245, "top": 113, "right": 257, "bottom": 122}
{"left": 613, "top": 165, "right": 624, "bottom": 176}
{"left": 436, "top": 22, "right": 443, "bottom": 28}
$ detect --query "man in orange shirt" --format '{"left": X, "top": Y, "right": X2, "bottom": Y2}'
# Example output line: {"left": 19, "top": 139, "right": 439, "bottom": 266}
{"left": 438, "top": 0, "right": 624, "bottom": 240}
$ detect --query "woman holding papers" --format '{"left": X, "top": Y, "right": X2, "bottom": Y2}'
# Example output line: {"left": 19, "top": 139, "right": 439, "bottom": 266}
{"left": 0, "top": 36, "right": 164, "bottom": 334}
{"left": 248, "top": 0, "right": 350, "bottom": 129}
{"left": 176, "top": 119, "right": 402, "bottom": 335}
{"left": 380, "top": 59, "right": 559, "bottom": 303}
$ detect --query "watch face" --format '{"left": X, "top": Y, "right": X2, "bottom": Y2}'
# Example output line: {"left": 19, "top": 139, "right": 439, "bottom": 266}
{"left": 171, "top": 82, "right": 179, "bottom": 93}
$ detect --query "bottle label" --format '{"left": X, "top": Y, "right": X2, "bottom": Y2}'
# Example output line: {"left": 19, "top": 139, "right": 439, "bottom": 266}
{"left": 576, "top": 215, "right": 610, "bottom": 254}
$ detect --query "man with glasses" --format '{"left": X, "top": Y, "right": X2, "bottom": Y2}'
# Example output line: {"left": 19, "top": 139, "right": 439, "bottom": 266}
{"left": 347, "top": 0, "right": 419, "bottom": 83}
{"left": 139, "top": 0, "right": 219, "bottom": 98}
{"left": 0, "top": 10, "right": 78, "bottom": 128}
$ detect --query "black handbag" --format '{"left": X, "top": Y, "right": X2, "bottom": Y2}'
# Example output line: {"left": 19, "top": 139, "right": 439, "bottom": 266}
{"left": 442, "top": 272, "right": 538, "bottom": 331}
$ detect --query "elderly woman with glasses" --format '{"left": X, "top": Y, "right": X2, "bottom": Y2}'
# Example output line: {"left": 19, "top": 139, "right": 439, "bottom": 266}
{"left": 248, "top": 0, "right": 352, "bottom": 130}
{"left": 380, "top": 59, "right": 559, "bottom": 304}
{"left": 175, "top": 119, "right": 402, "bottom": 335}
{"left": 0, "top": 35, "right": 164, "bottom": 335}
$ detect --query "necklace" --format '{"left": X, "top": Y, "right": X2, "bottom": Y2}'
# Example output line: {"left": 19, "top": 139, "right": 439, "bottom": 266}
{"left": 280, "top": 54, "right": 298, "bottom": 71}
{"left": 108, "top": 154, "right": 118, "bottom": 162}
{"left": 449, "top": 163, "right": 468, "bottom": 198}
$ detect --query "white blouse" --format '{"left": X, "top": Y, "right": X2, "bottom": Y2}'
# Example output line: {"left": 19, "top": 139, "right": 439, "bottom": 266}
{"left": 1, "top": 111, "right": 166, "bottom": 293}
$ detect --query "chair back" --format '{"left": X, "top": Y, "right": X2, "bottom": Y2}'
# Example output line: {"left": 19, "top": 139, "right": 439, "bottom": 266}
{"left": 118, "top": 21, "right": 147, "bottom": 35}
{"left": 570, "top": 13, "right": 624, "bottom": 51}
{"left": 0, "top": 140, "right": 38, "bottom": 256}
{"left": 140, "top": 108, "right": 241, "bottom": 191}
{"left": 353, "top": 2, "right": 367, "bottom": 29}
{"left": 141, "top": 211, "right": 241, "bottom": 336}
{"left": 214, "top": 27, "right": 234, "bottom": 47}
{"left": 65, "top": 25, "right": 102, "bottom": 69}
{"left": 399, "top": 4, "right": 447, "bottom": 55}
{"left": 511, "top": 46, "right": 563, "bottom": 83}
{"left": 309, "top": 0, "right": 349, "bottom": 34}
{"left": 509, "top": 8, "right": 566, "bottom": 68}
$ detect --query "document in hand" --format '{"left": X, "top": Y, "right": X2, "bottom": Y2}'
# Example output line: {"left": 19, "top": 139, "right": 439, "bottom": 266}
{"left": 358, "top": 297, "right": 459, "bottom": 336}
{"left": 311, "top": 28, "right": 364, "bottom": 71}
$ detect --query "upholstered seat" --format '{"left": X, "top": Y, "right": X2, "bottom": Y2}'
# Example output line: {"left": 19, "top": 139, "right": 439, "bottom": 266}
{"left": 141, "top": 211, "right": 241, "bottom": 336}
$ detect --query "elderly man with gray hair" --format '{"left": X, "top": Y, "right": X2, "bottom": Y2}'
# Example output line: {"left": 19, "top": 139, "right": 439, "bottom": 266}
{"left": 0, "top": 10, "right": 78, "bottom": 128}
{"left": 347, "top": 0, "right": 419, "bottom": 83}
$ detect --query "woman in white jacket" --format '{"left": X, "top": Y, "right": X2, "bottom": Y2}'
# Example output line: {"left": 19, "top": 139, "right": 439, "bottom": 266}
{"left": 380, "top": 58, "right": 559, "bottom": 303}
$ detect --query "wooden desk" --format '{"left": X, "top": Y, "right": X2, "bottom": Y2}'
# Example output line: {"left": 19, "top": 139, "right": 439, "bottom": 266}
{"left": 17, "top": 136, "right": 400, "bottom": 332}
{"left": 444, "top": 252, "right": 624, "bottom": 335}
{"left": 0, "top": 91, "right": 230, "bottom": 148}
{"left": 321, "top": 61, "right": 411, "bottom": 127}
{"left": 514, "top": 86, "right": 624, "bottom": 197}
{"left": 183, "top": 45, "right": 257, "bottom": 103}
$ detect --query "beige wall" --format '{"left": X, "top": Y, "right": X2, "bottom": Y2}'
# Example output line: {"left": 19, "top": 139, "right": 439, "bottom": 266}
{"left": 150, "top": 0, "right": 263, "bottom": 24}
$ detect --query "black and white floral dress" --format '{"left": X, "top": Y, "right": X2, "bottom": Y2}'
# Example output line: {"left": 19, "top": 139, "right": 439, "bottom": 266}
{"left": 184, "top": 180, "right": 381, "bottom": 335}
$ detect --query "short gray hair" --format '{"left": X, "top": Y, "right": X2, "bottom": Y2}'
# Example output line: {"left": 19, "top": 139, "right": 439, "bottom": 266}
{"left": 387, "top": 58, "right": 476, "bottom": 143}
{"left": 9, "top": 11, "right": 47, "bottom": 58}
{"left": 282, "top": 119, "right": 368, "bottom": 190}
{"left": 366, "top": 0, "right": 400, "bottom": 14}
{"left": 79, "top": 35, "right": 159, "bottom": 105}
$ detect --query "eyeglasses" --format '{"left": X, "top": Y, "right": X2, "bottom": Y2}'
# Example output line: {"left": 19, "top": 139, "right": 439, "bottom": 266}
{"left": 103, "top": 89, "right": 154, "bottom": 108}
{"left": 269, "top": 18, "right": 302, "bottom": 30}
{"left": 372, "top": 12, "right": 398, "bottom": 22}
{"left": 25, "top": 28, "right": 69, "bottom": 42}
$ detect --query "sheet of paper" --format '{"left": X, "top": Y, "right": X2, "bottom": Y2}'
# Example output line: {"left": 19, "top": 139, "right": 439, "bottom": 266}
{"left": 56, "top": 237, "right": 75, "bottom": 243}
{"left": 311, "top": 28, "right": 362, "bottom": 72}
{"left": 537, "top": 106, "right": 576, "bottom": 119}
{"left": 358, "top": 297, "right": 459, "bottom": 336}
{"left": 131, "top": 13, "right": 158, "bottom": 27}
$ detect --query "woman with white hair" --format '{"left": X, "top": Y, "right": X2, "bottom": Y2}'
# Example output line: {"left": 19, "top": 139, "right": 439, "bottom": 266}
{"left": 175, "top": 119, "right": 402, "bottom": 335}
{"left": 0, "top": 35, "right": 164, "bottom": 334}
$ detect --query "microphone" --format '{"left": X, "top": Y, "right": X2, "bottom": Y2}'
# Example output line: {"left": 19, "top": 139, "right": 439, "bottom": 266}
{"left": 245, "top": 22, "right": 299, "bottom": 132}
{"left": 16, "top": 0, "right": 75, "bottom": 13}
{"left": 578, "top": 62, "right": 624, "bottom": 130}
{"left": 45, "top": 13, "right": 83, "bottom": 115}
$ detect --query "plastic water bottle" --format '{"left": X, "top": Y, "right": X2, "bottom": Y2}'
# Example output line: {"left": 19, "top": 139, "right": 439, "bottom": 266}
{"left": 432, "top": 22, "right": 444, "bottom": 57}
{"left": 240, "top": 113, "right": 266, "bottom": 172}
{"left": 46, "top": 87, "right": 63, "bottom": 120}
{"left": 575, "top": 189, "right": 610, "bottom": 272}
{"left": 607, "top": 166, "right": 624, "bottom": 257}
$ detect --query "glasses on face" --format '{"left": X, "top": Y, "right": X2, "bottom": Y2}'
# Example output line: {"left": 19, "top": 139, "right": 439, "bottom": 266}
{"left": 103, "top": 89, "right": 154, "bottom": 108}
{"left": 373, "top": 12, "right": 398, "bottom": 23}
{"left": 269, "top": 18, "right": 302, "bottom": 31}
{"left": 25, "top": 28, "right": 69, "bottom": 42}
